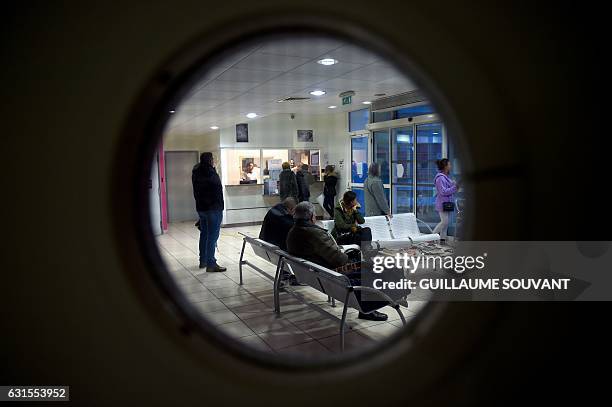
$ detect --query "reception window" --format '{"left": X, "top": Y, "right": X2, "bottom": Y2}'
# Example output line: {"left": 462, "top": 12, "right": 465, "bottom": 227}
{"left": 262, "top": 149, "right": 289, "bottom": 179}
{"left": 290, "top": 149, "right": 321, "bottom": 181}
{"left": 221, "top": 148, "right": 324, "bottom": 186}
{"left": 222, "top": 149, "right": 262, "bottom": 185}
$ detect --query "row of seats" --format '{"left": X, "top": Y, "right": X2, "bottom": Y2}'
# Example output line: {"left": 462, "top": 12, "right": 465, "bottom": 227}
{"left": 320, "top": 213, "right": 440, "bottom": 248}
{"left": 238, "top": 234, "right": 407, "bottom": 351}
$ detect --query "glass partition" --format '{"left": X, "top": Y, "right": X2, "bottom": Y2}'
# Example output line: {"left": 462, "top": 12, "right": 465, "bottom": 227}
{"left": 391, "top": 127, "right": 414, "bottom": 213}
{"left": 351, "top": 136, "right": 368, "bottom": 184}
{"left": 289, "top": 149, "right": 321, "bottom": 180}
{"left": 222, "top": 149, "right": 261, "bottom": 185}
{"left": 262, "top": 149, "right": 289, "bottom": 179}
{"left": 373, "top": 130, "right": 390, "bottom": 184}
{"left": 349, "top": 108, "right": 369, "bottom": 132}
{"left": 416, "top": 123, "right": 443, "bottom": 227}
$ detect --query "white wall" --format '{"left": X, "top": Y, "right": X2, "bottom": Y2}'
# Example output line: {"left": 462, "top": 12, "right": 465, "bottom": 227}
{"left": 219, "top": 112, "right": 348, "bottom": 184}
{"left": 163, "top": 111, "right": 352, "bottom": 225}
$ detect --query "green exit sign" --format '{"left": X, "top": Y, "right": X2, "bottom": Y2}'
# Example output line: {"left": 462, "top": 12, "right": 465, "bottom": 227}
{"left": 342, "top": 95, "right": 352, "bottom": 105}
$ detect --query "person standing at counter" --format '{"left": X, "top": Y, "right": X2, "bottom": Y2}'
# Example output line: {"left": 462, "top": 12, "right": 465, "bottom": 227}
{"left": 364, "top": 162, "right": 391, "bottom": 217}
{"left": 279, "top": 161, "right": 298, "bottom": 201}
{"left": 432, "top": 158, "right": 458, "bottom": 243}
{"left": 295, "top": 164, "right": 311, "bottom": 202}
{"left": 192, "top": 152, "right": 226, "bottom": 272}
{"left": 323, "top": 165, "right": 339, "bottom": 218}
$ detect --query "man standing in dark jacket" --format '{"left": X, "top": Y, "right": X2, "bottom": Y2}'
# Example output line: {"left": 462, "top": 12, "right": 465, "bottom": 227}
{"left": 279, "top": 161, "right": 298, "bottom": 201}
{"left": 192, "top": 152, "right": 226, "bottom": 272}
{"left": 295, "top": 164, "right": 312, "bottom": 203}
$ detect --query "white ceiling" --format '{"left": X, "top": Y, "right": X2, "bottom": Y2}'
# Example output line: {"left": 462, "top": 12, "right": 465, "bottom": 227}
{"left": 166, "top": 36, "right": 417, "bottom": 135}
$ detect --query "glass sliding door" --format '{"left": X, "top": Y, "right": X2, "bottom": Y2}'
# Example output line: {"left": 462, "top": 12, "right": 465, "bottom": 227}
{"left": 373, "top": 130, "right": 390, "bottom": 184}
{"left": 415, "top": 122, "right": 444, "bottom": 228}
{"left": 350, "top": 134, "right": 369, "bottom": 214}
{"left": 373, "top": 130, "right": 391, "bottom": 211}
{"left": 447, "top": 131, "right": 462, "bottom": 237}
{"left": 391, "top": 127, "right": 414, "bottom": 213}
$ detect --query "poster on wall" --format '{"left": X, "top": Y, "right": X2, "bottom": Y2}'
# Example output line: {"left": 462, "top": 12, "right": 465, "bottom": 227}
{"left": 236, "top": 123, "right": 248, "bottom": 142}
{"left": 297, "top": 129, "right": 313, "bottom": 142}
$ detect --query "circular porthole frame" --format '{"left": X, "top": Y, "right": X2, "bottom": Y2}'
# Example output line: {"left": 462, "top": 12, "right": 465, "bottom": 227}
{"left": 112, "top": 9, "right": 504, "bottom": 389}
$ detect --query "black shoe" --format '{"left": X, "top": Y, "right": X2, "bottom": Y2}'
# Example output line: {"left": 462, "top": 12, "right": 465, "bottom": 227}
{"left": 358, "top": 311, "right": 388, "bottom": 321}
{"left": 288, "top": 275, "right": 306, "bottom": 286}
{"left": 206, "top": 264, "right": 227, "bottom": 272}
{"left": 199, "top": 263, "right": 206, "bottom": 269}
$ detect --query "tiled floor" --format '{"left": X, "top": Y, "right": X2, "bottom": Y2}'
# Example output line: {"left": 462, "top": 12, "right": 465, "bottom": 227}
{"left": 156, "top": 222, "right": 427, "bottom": 358}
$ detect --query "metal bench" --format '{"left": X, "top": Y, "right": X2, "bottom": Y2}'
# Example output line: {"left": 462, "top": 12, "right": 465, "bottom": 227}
{"left": 277, "top": 252, "right": 407, "bottom": 351}
{"left": 238, "top": 233, "right": 283, "bottom": 285}
{"left": 238, "top": 232, "right": 408, "bottom": 351}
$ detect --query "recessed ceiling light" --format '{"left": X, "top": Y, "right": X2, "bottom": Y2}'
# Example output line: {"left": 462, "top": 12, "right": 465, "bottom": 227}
{"left": 328, "top": 105, "right": 337, "bottom": 109}
{"left": 317, "top": 58, "right": 338, "bottom": 66}
{"left": 210, "top": 126, "right": 219, "bottom": 130}
{"left": 309, "top": 90, "right": 326, "bottom": 96}
{"left": 432, "top": 132, "right": 439, "bottom": 135}
{"left": 169, "top": 110, "right": 176, "bottom": 114}
{"left": 246, "top": 113, "right": 258, "bottom": 119}
{"left": 428, "top": 114, "right": 434, "bottom": 118}
{"left": 362, "top": 101, "right": 372, "bottom": 105}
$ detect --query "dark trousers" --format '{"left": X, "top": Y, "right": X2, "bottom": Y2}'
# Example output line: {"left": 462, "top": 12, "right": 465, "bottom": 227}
{"left": 323, "top": 194, "right": 335, "bottom": 218}
{"left": 346, "top": 266, "right": 408, "bottom": 313}
{"left": 197, "top": 210, "right": 223, "bottom": 266}
{"left": 335, "top": 227, "right": 372, "bottom": 246}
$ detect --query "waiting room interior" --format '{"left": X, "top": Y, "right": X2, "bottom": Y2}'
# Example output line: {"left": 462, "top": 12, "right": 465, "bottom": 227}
{"left": 150, "top": 34, "right": 462, "bottom": 359}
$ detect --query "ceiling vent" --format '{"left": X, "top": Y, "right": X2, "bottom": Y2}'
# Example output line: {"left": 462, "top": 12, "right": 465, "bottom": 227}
{"left": 277, "top": 97, "right": 311, "bottom": 103}
{"left": 371, "top": 90, "right": 426, "bottom": 111}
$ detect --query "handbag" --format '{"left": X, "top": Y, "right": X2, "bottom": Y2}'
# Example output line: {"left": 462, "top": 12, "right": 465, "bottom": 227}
{"left": 442, "top": 201, "right": 455, "bottom": 212}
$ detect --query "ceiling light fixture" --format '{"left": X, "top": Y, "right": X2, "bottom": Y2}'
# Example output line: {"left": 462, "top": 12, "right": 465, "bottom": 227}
{"left": 309, "top": 90, "right": 326, "bottom": 96}
{"left": 246, "top": 113, "right": 258, "bottom": 118}
{"left": 317, "top": 58, "right": 338, "bottom": 66}
{"left": 328, "top": 105, "right": 337, "bottom": 109}
{"left": 211, "top": 126, "right": 219, "bottom": 130}
{"left": 362, "top": 101, "right": 372, "bottom": 105}
{"left": 169, "top": 110, "right": 176, "bottom": 114}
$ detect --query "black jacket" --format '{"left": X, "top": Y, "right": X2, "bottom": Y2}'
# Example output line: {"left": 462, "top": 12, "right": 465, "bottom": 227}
{"left": 279, "top": 169, "right": 298, "bottom": 200}
{"left": 259, "top": 203, "right": 294, "bottom": 250}
{"left": 295, "top": 170, "right": 311, "bottom": 202}
{"left": 192, "top": 163, "right": 224, "bottom": 212}
{"left": 323, "top": 173, "right": 338, "bottom": 197}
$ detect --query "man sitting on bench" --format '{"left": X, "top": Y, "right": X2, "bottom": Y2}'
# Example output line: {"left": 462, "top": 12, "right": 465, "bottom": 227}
{"left": 259, "top": 197, "right": 300, "bottom": 286}
{"left": 286, "top": 201, "right": 388, "bottom": 321}
{"left": 259, "top": 197, "right": 297, "bottom": 250}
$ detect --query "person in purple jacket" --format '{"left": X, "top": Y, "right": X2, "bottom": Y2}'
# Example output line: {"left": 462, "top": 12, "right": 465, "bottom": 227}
{"left": 432, "top": 158, "right": 459, "bottom": 243}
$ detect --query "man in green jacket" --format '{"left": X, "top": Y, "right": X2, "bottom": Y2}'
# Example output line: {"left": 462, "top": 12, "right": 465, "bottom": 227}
{"left": 332, "top": 190, "right": 372, "bottom": 245}
{"left": 286, "top": 202, "right": 348, "bottom": 270}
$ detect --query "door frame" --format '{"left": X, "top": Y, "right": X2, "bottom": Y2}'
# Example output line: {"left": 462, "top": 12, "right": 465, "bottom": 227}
{"left": 164, "top": 150, "right": 199, "bottom": 223}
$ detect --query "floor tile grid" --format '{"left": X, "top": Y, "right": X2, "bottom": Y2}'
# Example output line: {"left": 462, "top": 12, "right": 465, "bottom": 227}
{"left": 158, "top": 225, "right": 329, "bottom": 353}
{"left": 158, "top": 223, "right": 412, "bottom": 354}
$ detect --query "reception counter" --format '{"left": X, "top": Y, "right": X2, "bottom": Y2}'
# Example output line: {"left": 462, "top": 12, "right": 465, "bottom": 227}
{"left": 222, "top": 181, "right": 325, "bottom": 226}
